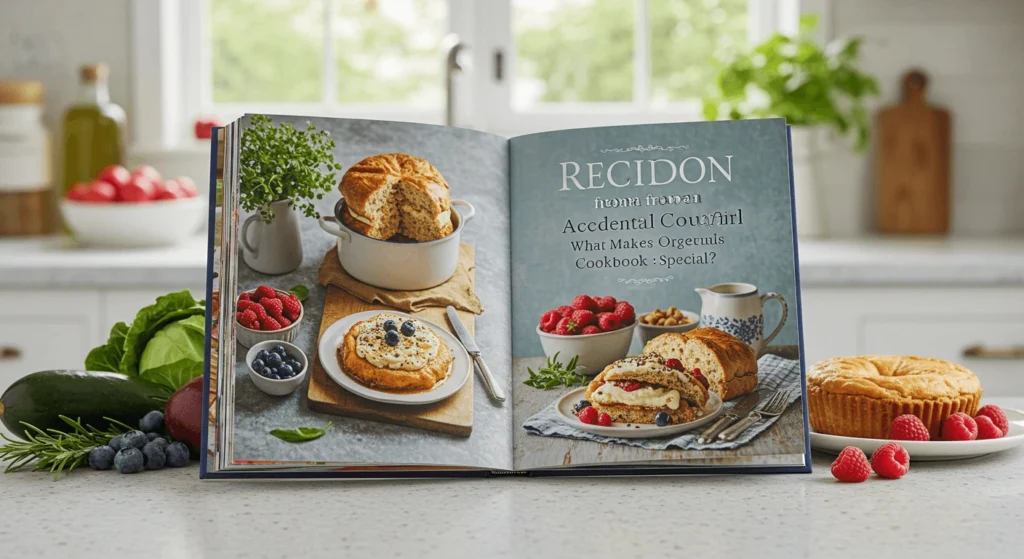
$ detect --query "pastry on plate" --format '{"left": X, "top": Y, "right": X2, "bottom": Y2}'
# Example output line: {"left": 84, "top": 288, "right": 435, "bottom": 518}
{"left": 339, "top": 153, "right": 453, "bottom": 242}
{"left": 339, "top": 312, "right": 453, "bottom": 392}
{"left": 642, "top": 327, "right": 757, "bottom": 400}
{"left": 807, "top": 355, "right": 982, "bottom": 439}
{"left": 584, "top": 354, "right": 710, "bottom": 425}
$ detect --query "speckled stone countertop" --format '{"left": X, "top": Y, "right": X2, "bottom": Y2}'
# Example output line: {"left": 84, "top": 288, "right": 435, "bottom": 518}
{"left": 2, "top": 397, "right": 1022, "bottom": 558}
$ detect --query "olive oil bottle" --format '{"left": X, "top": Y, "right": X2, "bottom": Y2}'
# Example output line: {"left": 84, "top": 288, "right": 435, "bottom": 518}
{"left": 60, "top": 63, "right": 126, "bottom": 193}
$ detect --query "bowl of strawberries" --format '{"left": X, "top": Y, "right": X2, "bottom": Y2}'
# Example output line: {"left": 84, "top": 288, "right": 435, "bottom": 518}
{"left": 536, "top": 295, "right": 637, "bottom": 376}
{"left": 235, "top": 285, "right": 304, "bottom": 348}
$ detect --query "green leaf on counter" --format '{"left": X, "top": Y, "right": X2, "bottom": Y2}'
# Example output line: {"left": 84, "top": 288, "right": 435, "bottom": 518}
{"left": 85, "top": 322, "right": 129, "bottom": 372}
{"left": 270, "top": 422, "right": 332, "bottom": 443}
{"left": 288, "top": 285, "right": 309, "bottom": 302}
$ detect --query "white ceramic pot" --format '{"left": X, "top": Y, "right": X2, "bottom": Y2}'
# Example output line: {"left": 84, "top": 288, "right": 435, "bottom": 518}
{"left": 789, "top": 126, "right": 828, "bottom": 237}
{"left": 536, "top": 323, "right": 637, "bottom": 377}
{"left": 317, "top": 198, "right": 476, "bottom": 291}
{"left": 695, "top": 282, "right": 787, "bottom": 357}
{"left": 240, "top": 199, "right": 303, "bottom": 275}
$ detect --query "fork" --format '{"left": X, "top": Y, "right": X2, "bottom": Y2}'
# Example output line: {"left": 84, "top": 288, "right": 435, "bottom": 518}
{"left": 718, "top": 390, "right": 792, "bottom": 442}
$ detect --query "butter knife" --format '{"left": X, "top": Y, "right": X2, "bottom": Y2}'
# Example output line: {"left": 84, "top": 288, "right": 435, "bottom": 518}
{"left": 697, "top": 391, "right": 760, "bottom": 443}
{"left": 446, "top": 306, "right": 505, "bottom": 402}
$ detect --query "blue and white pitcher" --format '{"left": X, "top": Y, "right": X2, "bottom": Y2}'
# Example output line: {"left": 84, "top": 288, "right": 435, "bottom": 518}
{"left": 695, "top": 283, "right": 787, "bottom": 356}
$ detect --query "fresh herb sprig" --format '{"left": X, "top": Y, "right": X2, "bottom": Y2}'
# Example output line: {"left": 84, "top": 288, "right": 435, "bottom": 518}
{"left": 523, "top": 352, "right": 586, "bottom": 389}
{"left": 270, "top": 422, "right": 332, "bottom": 443}
{"left": 0, "top": 416, "right": 132, "bottom": 481}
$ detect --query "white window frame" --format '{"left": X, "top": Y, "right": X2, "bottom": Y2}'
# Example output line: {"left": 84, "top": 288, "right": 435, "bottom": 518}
{"left": 132, "top": 0, "right": 802, "bottom": 149}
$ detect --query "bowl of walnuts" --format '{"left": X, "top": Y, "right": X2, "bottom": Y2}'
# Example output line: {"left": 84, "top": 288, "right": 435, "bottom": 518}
{"left": 635, "top": 306, "right": 700, "bottom": 346}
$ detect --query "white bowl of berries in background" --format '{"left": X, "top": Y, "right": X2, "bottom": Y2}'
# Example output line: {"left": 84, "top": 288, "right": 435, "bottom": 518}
{"left": 245, "top": 340, "right": 308, "bottom": 396}
{"left": 235, "top": 285, "right": 304, "bottom": 348}
{"left": 60, "top": 164, "right": 206, "bottom": 248}
{"left": 536, "top": 295, "right": 637, "bottom": 376}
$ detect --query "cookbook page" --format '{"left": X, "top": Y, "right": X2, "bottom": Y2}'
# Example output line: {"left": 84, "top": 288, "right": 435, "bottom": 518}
{"left": 208, "top": 115, "right": 513, "bottom": 475}
{"left": 509, "top": 119, "right": 809, "bottom": 473}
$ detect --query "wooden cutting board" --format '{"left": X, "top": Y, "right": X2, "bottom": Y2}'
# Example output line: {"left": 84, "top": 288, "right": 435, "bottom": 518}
{"left": 306, "top": 286, "right": 475, "bottom": 437}
{"left": 876, "top": 69, "right": 952, "bottom": 234}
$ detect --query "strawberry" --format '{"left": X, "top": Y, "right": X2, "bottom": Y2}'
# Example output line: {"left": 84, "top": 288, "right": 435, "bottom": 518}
{"left": 614, "top": 380, "right": 642, "bottom": 392}
{"left": 260, "top": 297, "right": 285, "bottom": 319}
{"left": 597, "top": 312, "right": 620, "bottom": 332}
{"left": 571, "top": 309, "right": 596, "bottom": 327}
{"left": 577, "top": 406, "right": 598, "bottom": 425}
{"left": 261, "top": 316, "right": 283, "bottom": 331}
{"left": 571, "top": 295, "right": 597, "bottom": 312}
{"left": 554, "top": 317, "right": 580, "bottom": 336}
{"left": 255, "top": 285, "right": 277, "bottom": 300}
{"left": 581, "top": 325, "right": 602, "bottom": 335}
{"left": 557, "top": 305, "right": 575, "bottom": 318}
{"left": 278, "top": 293, "right": 302, "bottom": 321}
{"left": 613, "top": 301, "right": 635, "bottom": 325}
{"left": 664, "top": 358, "right": 684, "bottom": 372}
{"left": 596, "top": 412, "right": 612, "bottom": 427}
{"left": 539, "top": 310, "right": 561, "bottom": 332}
{"left": 594, "top": 296, "right": 617, "bottom": 313}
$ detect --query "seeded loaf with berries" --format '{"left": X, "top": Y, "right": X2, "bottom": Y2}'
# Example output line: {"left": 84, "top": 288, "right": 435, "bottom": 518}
{"left": 642, "top": 327, "right": 758, "bottom": 400}
{"left": 339, "top": 153, "right": 453, "bottom": 242}
{"left": 584, "top": 354, "right": 709, "bottom": 424}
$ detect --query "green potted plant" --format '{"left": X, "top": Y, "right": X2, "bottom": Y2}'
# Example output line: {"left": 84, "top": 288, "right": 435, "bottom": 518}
{"left": 239, "top": 114, "right": 342, "bottom": 274}
{"left": 703, "top": 15, "right": 879, "bottom": 236}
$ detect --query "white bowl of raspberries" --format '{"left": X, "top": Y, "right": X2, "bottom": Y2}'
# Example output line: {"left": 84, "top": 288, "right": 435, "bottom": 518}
{"left": 536, "top": 295, "right": 637, "bottom": 376}
{"left": 235, "top": 285, "right": 304, "bottom": 348}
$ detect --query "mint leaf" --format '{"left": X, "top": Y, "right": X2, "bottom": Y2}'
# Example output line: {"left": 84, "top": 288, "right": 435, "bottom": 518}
{"left": 288, "top": 284, "right": 309, "bottom": 302}
{"left": 270, "top": 422, "right": 332, "bottom": 443}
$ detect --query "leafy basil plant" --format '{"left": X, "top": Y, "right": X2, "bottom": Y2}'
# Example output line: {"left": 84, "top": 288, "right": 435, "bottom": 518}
{"left": 702, "top": 14, "right": 880, "bottom": 152}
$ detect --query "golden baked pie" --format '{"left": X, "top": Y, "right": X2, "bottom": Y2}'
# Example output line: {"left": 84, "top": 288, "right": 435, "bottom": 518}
{"left": 807, "top": 355, "right": 983, "bottom": 439}
{"left": 642, "top": 327, "right": 758, "bottom": 400}
{"left": 585, "top": 354, "right": 709, "bottom": 425}
{"left": 339, "top": 153, "right": 453, "bottom": 242}
{"left": 339, "top": 313, "right": 453, "bottom": 392}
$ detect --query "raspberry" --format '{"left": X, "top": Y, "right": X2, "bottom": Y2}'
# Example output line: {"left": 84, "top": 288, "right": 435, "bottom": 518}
{"left": 571, "top": 309, "right": 596, "bottom": 327}
{"left": 557, "top": 305, "right": 575, "bottom": 318}
{"left": 236, "top": 299, "right": 258, "bottom": 312}
{"left": 690, "top": 371, "right": 710, "bottom": 390}
{"left": 614, "top": 380, "right": 642, "bottom": 392}
{"left": 554, "top": 317, "right": 580, "bottom": 336}
{"left": 597, "top": 312, "right": 620, "bottom": 332}
{"left": 235, "top": 312, "right": 247, "bottom": 326}
{"left": 976, "top": 405, "right": 1009, "bottom": 436}
{"left": 252, "top": 303, "right": 270, "bottom": 321}
{"left": 539, "top": 310, "right": 561, "bottom": 332}
{"left": 278, "top": 316, "right": 292, "bottom": 328}
{"left": 255, "top": 285, "right": 277, "bottom": 300}
{"left": 594, "top": 296, "right": 617, "bottom": 312}
{"left": 577, "top": 406, "right": 598, "bottom": 424}
{"left": 260, "top": 297, "right": 285, "bottom": 319}
{"left": 238, "top": 292, "right": 251, "bottom": 301}
{"left": 277, "top": 293, "right": 302, "bottom": 321}
{"left": 975, "top": 415, "right": 1004, "bottom": 440}
{"left": 596, "top": 412, "right": 612, "bottom": 427}
{"left": 581, "top": 325, "right": 602, "bottom": 335}
{"left": 571, "top": 295, "right": 597, "bottom": 312}
{"left": 692, "top": 367, "right": 701, "bottom": 375}
{"left": 889, "top": 414, "right": 930, "bottom": 441}
{"left": 870, "top": 442, "right": 910, "bottom": 479}
{"left": 664, "top": 358, "right": 684, "bottom": 372}
{"left": 261, "top": 316, "right": 282, "bottom": 331}
{"left": 942, "top": 412, "right": 978, "bottom": 441}
{"left": 830, "top": 446, "right": 871, "bottom": 483}
{"left": 613, "top": 301, "right": 635, "bottom": 325}
{"left": 237, "top": 309, "right": 258, "bottom": 329}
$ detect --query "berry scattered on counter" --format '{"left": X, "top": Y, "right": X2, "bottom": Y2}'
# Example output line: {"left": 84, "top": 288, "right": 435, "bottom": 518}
{"left": 594, "top": 296, "right": 617, "bottom": 313}
{"left": 401, "top": 320, "right": 416, "bottom": 336}
{"left": 146, "top": 432, "right": 161, "bottom": 441}
{"left": 597, "top": 412, "right": 612, "bottom": 427}
{"left": 941, "top": 412, "right": 978, "bottom": 441}
{"left": 140, "top": 410, "right": 165, "bottom": 433}
{"left": 870, "top": 442, "right": 909, "bottom": 479}
{"left": 571, "top": 400, "right": 592, "bottom": 415}
{"left": 165, "top": 442, "right": 191, "bottom": 468}
{"left": 571, "top": 294, "right": 597, "bottom": 312}
{"left": 654, "top": 411, "right": 671, "bottom": 427}
{"left": 975, "top": 415, "right": 1004, "bottom": 440}
{"left": 830, "top": 446, "right": 871, "bottom": 483}
{"left": 385, "top": 330, "right": 401, "bottom": 347}
{"left": 142, "top": 441, "right": 167, "bottom": 470}
{"left": 88, "top": 446, "right": 116, "bottom": 470}
{"left": 121, "top": 430, "right": 149, "bottom": 450}
{"left": 581, "top": 325, "right": 602, "bottom": 335}
{"left": 577, "top": 406, "right": 599, "bottom": 425}
{"left": 975, "top": 405, "right": 1009, "bottom": 436}
{"left": 114, "top": 448, "right": 145, "bottom": 474}
{"left": 108, "top": 434, "right": 125, "bottom": 452}
{"left": 889, "top": 414, "right": 930, "bottom": 441}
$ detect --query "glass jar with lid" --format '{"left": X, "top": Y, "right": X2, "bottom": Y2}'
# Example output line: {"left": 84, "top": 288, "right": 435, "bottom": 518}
{"left": 0, "top": 80, "right": 52, "bottom": 235}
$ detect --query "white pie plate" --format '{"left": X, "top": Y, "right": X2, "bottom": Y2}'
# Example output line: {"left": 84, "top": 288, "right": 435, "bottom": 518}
{"left": 317, "top": 310, "right": 471, "bottom": 405}
{"left": 811, "top": 422, "right": 1024, "bottom": 461}
{"left": 555, "top": 386, "right": 724, "bottom": 439}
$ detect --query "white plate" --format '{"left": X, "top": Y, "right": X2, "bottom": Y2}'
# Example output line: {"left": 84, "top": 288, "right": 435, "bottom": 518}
{"left": 317, "top": 310, "right": 471, "bottom": 406}
{"left": 811, "top": 423, "right": 1024, "bottom": 461}
{"left": 555, "top": 387, "right": 724, "bottom": 439}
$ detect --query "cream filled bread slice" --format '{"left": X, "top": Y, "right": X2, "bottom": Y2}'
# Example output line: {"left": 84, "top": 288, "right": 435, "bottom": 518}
{"left": 585, "top": 354, "right": 710, "bottom": 425}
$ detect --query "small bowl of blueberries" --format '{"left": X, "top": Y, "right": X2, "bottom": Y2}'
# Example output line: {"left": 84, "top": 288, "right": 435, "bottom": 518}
{"left": 246, "top": 340, "right": 308, "bottom": 396}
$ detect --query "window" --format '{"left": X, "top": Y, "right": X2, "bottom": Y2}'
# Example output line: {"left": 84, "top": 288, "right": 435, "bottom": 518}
{"left": 135, "top": 0, "right": 795, "bottom": 147}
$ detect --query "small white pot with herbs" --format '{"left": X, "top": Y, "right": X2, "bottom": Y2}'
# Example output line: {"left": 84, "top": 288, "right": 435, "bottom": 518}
{"left": 703, "top": 15, "right": 879, "bottom": 237}
{"left": 239, "top": 114, "right": 342, "bottom": 275}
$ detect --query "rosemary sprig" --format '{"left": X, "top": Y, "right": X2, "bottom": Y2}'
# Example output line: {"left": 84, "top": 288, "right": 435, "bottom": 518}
{"left": 0, "top": 416, "right": 133, "bottom": 481}
{"left": 523, "top": 352, "right": 587, "bottom": 389}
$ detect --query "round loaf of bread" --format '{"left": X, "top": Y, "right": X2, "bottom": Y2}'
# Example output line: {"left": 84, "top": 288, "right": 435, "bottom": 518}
{"left": 584, "top": 354, "right": 709, "bottom": 425}
{"left": 339, "top": 153, "right": 453, "bottom": 242}
{"left": 807, "top": 355, "right": 982, "bottom": 439}
{"left": 642, "top": 327, "right": 758, "bottom": 400}
{"left": 339, "top": 316, "right": 453, "bottom": 392}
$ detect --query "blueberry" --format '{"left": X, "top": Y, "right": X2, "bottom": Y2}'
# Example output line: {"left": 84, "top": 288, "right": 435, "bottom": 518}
{"left": 382, "top": 319, "right": 397, "bottom": 332}
{"left": 165, "top": 442, "right": 190, "bottom": 467}
{"left": 654, "top": 411, "right": 671, "bottom": 427}
{"left": 287, "top": 359, "right": 302, "bottom": 372}
{"left": 384, "top": 330, "right": 400, "bottom": 346}
{"left": 252, "top": 358, "right": 265, "bottom": 372}
{"left": 108, "top": 434, "right": 125, "bottom": 451}
{"left": 278, "top": 364, "right": 293, "bottom": 377}
{"left": 114, "top": 448, "right": 144, "bottom": 474}
{"left": 257, "top": 349, "right": 270, "bottom": 362}
{"left": 266, "top": 352, "right": 282, "bottom": 367}
{"left": 271, "top": 344, "right": 286, "bottom": 356}
{"left": 142, "top": 441, "right": 167, "bottom": 470}
{"left": 121, "top": 430, "right": 148, "bottom": 450}
{"left": 139, "top": 410, "right": 164, "bottom": 433}
{"left": 88, "top": 445, "right": 116, "bottom": 470}
{"left": 400, "top": 320, "right": 416, "bottom": 336}
{"left": 146, "top": 432, "right": 161, "bottom": 441}
{"left": 571, "top": 400, "right": 592, "bottom": 415}
{"left": 149, "top": 437, "right": 168, "bottom": 451}
{"left": 270, "top": 374, "right": 281, "bottom": 380}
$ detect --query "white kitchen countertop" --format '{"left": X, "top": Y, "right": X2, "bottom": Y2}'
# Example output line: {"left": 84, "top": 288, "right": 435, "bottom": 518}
{"left": 1, "top": 397, "right": 1022, "bottom": 558}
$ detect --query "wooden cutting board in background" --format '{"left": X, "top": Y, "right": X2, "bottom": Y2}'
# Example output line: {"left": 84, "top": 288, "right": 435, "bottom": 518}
{"left": 876, "top": 69, "right": 952, "bottom": 234}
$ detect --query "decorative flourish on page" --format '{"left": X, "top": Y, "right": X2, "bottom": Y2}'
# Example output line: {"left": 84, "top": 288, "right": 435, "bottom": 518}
{"left": 617, "top": 275, "right": 675, "bottom": 286}
{"left": 599, "top": 144, "right": 689, "bottom": 154}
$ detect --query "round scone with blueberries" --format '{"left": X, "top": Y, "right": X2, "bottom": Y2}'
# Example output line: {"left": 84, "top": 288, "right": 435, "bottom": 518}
{"left": 584, "top": 353, "right": 710, "bottom": 426}
{"left": 339, "top": 313, "right": 453, "bottom": 391}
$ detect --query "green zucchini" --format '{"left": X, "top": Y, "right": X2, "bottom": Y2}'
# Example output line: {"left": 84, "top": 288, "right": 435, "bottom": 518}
{"left": 0, "top": 370, "right": 168, "bottom": 440}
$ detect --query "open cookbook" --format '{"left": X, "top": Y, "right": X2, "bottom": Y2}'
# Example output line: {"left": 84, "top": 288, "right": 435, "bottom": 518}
{"left": 201, "top": 115, "right": 811, "bottom": 479}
